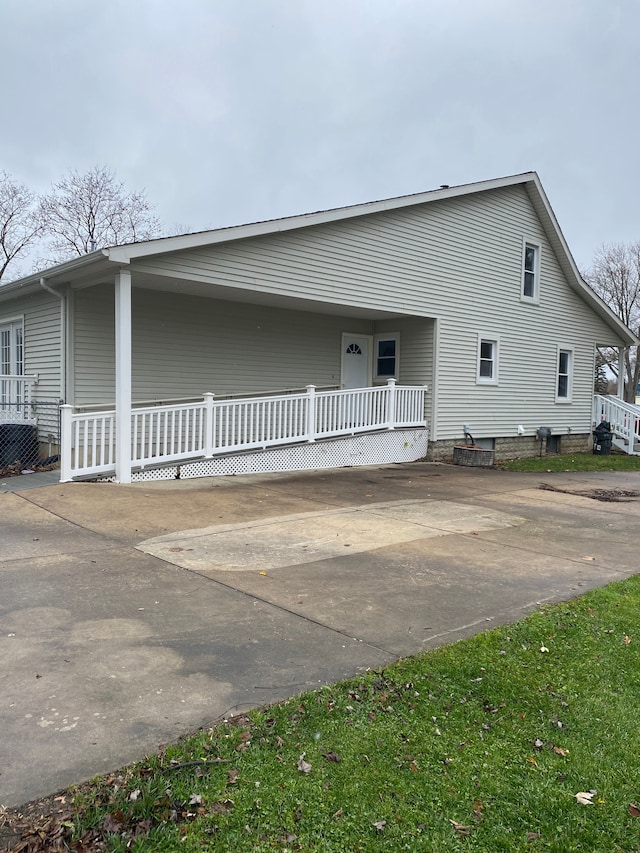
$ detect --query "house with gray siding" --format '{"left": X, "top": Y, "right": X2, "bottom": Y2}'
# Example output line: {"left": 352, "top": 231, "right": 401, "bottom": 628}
{"left": 0, "top": 172, "right": 635, "bottom": 482}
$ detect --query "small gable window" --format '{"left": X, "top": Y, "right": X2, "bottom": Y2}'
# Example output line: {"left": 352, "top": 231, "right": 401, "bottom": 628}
{"left": 522, "top": 241, "right": 540, "bottom": 301}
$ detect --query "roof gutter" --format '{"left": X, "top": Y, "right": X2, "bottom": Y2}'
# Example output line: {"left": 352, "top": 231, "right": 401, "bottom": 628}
{"left": 0, "top": 249, "right": 112, "bottom": 297}
{"left": 39, "top": 276, "right": 62, "bottom": 300}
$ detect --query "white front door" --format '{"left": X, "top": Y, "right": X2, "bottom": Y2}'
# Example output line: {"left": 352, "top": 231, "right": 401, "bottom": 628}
{"left": 341, "top": 333, "right": 371, "bottom": 389}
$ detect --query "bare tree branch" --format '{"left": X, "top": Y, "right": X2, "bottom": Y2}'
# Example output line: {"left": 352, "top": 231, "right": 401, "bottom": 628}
{"left": 38, "top": 165, "right": 162, "bottom": 265}
{"left": 584, "top": 242, "right": 640, "bottom": 402}
{"left": 0, "top": 171, "right": 43, "bottom": 281}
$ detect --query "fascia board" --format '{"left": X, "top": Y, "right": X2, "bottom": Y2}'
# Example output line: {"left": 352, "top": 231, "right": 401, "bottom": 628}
{"left": 525, "top": 177, "right": 639, "bottom": 346}
{"left": 0, "top": 250, "right": 112, "bottom": 299}
{"left": 107, "top": 172, "right": 540, "bottom": 262}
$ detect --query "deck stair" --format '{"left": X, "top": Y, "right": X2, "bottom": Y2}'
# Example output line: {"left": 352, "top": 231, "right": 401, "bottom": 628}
{"left": 593, "top": 394, "right": 640, "bottom": 455}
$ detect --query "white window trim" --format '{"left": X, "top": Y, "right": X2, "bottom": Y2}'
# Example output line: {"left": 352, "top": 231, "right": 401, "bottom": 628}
{"left": 521, "top": 238, "right": 541, "bottom": 303}
{"left": 0, "top": 316, "right": 25, "bottom": 376}
{"left": 556, "top": 345, "right": 574, "bottom": 403}
{"left": 373, "top": 332, "right": 400, "bottom": 382}
{"left": 476, "top": 334, "right": 499, "bottom": 385}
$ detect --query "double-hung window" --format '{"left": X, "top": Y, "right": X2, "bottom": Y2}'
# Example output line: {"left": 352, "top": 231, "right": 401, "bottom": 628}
{"left": 522, "top": 241, "right": 540, "bottom": 301}
{"left": 374, "top": 333, "right": 399, "bottom": 381}
{"left": 477, "top": 335, "right": 499, "bottom": 385}
{"left": 556, "top": 347, "right": 573, "bottom": 402}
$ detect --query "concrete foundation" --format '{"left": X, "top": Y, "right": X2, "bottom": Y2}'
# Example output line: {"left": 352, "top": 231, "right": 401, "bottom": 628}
{"left": 427, "top": 432, "right": 591, "bottom": 463}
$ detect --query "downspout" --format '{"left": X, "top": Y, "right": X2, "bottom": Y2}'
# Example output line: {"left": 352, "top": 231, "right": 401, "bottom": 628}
{"left": 39, "top": 277, "right": 67, "bottom": 402}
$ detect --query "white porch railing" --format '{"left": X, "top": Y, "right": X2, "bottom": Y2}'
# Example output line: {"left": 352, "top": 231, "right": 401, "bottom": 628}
{"left": 0, "top": 374, "right": 37, "bottom": 422}
{"left": 60, "top": 380, "right": 427, "bottom": 481}
{"left": 593, "top": 394, "right": 640, "bottom": 455}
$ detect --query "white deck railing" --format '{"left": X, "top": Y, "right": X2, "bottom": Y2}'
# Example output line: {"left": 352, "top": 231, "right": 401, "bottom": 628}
{"left": 593, "top": 394, "right": 640, "bottom": 454}
{"left": 0, "top": 374, "right": 37, "bottom": 422}
{"left": 60, "top": 380, "right": 427, "bottom": 480}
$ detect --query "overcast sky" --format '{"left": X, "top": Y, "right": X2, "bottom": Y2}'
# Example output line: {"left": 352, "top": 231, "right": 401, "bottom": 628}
{"left": 2, "top": 0, "right": 638, "bottom": 272}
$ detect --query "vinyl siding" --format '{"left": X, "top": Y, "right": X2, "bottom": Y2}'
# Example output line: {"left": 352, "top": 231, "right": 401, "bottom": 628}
{"left": 0, "top": 290, "right": 62, "bottom": 436}
{"left": 131, "top": 184, "right": 618, "bottom": 440}
{"left": 0, "top": 291, "right": 62, "bottom": 397}
{"left": 73, "top": 286, "right": 372, "bottom": 405}
{"left": 75, "top": 184, "right": 623, "bottom": 440}
{"left": 73, "top": 284, "right": 116, "bottom": 406}
{"left": 374, "top": 317, "right": 434, "bottom": 427}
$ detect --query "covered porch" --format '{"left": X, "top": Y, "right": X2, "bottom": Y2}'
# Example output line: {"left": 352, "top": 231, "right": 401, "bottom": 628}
{"left": 61, "top": 269, "right": 433, "bottom": 482}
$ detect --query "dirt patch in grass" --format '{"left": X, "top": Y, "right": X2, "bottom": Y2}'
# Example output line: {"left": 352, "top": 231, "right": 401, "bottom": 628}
{"left": 539, "top": 483, "right": 640, "bottom": 502}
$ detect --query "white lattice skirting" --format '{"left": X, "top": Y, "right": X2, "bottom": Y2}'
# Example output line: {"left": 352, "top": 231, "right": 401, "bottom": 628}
{"left": 128, "top": 428, "right": 428, "bottom": 482}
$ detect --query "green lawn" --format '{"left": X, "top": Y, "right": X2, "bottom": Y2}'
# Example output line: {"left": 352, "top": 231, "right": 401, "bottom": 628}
{"left": 7, "top": 578, "right": 640, "bottom": 851}
{"left": 499, "top": 451, "right": 640, "bottom": 473}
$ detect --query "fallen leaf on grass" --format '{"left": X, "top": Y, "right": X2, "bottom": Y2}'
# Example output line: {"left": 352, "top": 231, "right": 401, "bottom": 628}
{"left": 372, "top": 820, "right": 386, "bottom": 831}
{"left": 540, "top": 646, "right": 549, "bottom": 653}
{"left": 297, "top": 753, "right": 312, "bottom": 773}
{"left": 553, "top": 746, "right": 569, "bottom": 757}
{"left": 629, "top": 803, "right": 640, "bottom": 817}
{"left": 134, "top": 818, "right": 152, "bottom": 837}
{"left": 226, "top": 768, "right": 239, "bottom": 785}
{"left": 128, "top": 789, "right": 141, "bottom": 802}
{"left": 624, "top": 635, "right": 631, "bottom": 644}
{"left": 236, "top": 731, "right": 252, "bottom": 751}
{"left": 102, "top": 810, "right": 125, "bottom": 832}
{"left": 211, "top": 800, "right": 234, "bottom": 814}
{"left": 322, "top": 751, "right": 342, "bottom": 763}
{"left": 333, "top": 808, "right": 343, "bottom": 819}
{"left": 575, "top": 792, "right": 595, "bottom": 805}
{"left": 449, "top": 819, "right": 470, "bottom": 836}
{"left": 189, "top": 794, "right": 202, "bottom": 805}
{"left": 527, "top": 832, "right": 540, "bottom": 841}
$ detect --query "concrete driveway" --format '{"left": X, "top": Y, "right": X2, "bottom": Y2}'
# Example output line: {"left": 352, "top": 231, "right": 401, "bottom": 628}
{"left": 1, "top": 462, "right": 639, "bottom": 808}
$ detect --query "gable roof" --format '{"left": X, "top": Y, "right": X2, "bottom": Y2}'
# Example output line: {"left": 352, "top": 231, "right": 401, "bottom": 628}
{"left": 0, "top": 171, "right": 636, "bottom": 344}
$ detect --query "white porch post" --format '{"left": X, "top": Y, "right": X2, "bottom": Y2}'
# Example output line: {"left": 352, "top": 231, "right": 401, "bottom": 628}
{"left": 617, "top": 348, "right": 626, "bottom": 399}
{"left": 203, "top": 392, "right": 215, "bottom": 457}
{"left": 305, "top": 384, "right": 317, "bottom": 443}
{"left": 59, "top": 404, "right": 73, "bottom": 482}
{"left": 114, "top": 269, "right": 132, "bottom": 484}
{"left": 386, "top": 378, "right": 397, "bottom": 429}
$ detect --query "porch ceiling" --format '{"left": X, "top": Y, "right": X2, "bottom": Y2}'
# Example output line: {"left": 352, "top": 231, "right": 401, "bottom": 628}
{"left": 126, "top": 270, "right": 418, "bottom": 320}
